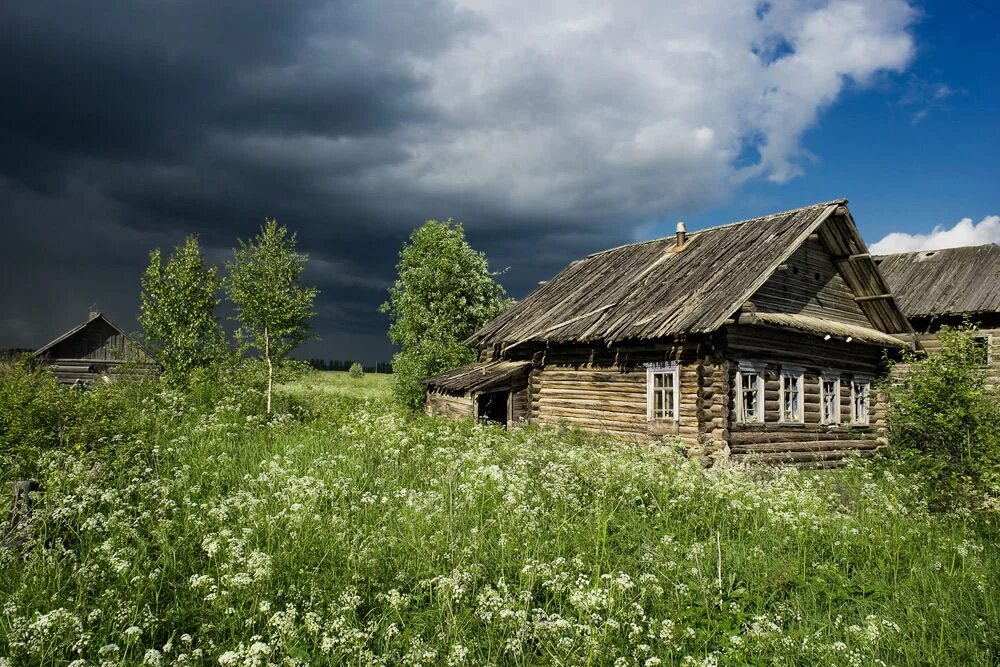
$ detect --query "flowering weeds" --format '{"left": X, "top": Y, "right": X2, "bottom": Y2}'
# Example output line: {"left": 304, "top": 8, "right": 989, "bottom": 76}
{"left": 1, "top": 372, "right": 999, "bottom": 665}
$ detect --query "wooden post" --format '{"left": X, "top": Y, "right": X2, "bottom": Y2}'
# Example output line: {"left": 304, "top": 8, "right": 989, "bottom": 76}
{"left": 9, "top": 479, "right": 40, "bottom": 532}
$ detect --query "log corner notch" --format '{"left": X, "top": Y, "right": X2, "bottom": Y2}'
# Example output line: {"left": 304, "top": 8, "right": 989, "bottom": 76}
{"left": 3, "top": 479, "right": 41, "bottom": 550}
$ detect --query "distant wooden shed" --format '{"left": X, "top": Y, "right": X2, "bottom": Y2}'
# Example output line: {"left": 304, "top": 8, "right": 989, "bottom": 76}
{"left": 425, "top": 200, "right": 916, "bottom": 467}
{"left": 34, "top": 311, "right": 158, "bottom": 384}
{"left": 877, "top": 243, "right": 1000, "bottom": 387}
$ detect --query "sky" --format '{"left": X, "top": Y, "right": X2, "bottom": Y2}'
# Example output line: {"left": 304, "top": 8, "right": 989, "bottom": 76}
{"left": 1, "top": 0, "right": 998, "bottom": 363}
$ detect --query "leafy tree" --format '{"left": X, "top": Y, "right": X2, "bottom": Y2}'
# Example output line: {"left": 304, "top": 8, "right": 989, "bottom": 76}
{"left": 227, "top": 219, "right": 318, "bottom": 414}
{"left": 381, "top": 219, "right": 510, "bottom": 408}
{"left": 887, "top": 325, "right": 1000, "bottom": 507}
{"left": 140, "top": 235, "right": 224, "bottom": 383}
{"left": 349, "top": 362, "right": 365, "bottom": 379}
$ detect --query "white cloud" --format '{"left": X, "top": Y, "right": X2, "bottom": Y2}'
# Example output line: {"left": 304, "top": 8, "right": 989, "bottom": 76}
{"left": 869, "top": 216, "right": 1000, "bottom": 254}
{"left": 366, "top": 0, "right": 917, "bottom": 220}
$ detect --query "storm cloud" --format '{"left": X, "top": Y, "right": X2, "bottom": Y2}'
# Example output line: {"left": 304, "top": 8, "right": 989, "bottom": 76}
{"left": 1, "top": 0, "right": 917, "bottom": 361}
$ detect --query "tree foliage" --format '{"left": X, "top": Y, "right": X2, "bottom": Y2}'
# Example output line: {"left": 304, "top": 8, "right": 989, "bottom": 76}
{"left": 226, "top": 219, "right": 318, "bottom": 414}
{"left": 381, "top": 220, "right": 510, "bottom": 408}
{"left": 349, "top": 362, "right": 365, "bottom": 379}
{"left": 887, "top": 325, "right": 1000, "bottom": 506}
{"left": 139, "top": 235, "right": 224, "bottom": 383}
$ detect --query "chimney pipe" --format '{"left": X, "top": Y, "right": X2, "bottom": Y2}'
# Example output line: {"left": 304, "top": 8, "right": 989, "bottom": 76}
{"left": 676, "top": 221, "right": 687, "bottom": 247}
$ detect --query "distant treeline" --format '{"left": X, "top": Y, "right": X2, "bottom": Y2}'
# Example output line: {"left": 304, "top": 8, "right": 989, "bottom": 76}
{"left": 305, "top": 359, "right": 393, "bottom": 374}
{"left": 0, "top": 348, "right": 34, "bottom": 361}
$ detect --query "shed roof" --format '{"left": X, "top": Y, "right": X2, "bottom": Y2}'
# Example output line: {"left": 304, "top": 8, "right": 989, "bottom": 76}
{"left": 472, "top": 200, "right": 911, "bottom": 347}
{"left": 35, "top": 311, "right": 156, "bottom": 361}
{"left": 422, "top": 360, "right": 532, "bottom": 393}
{"left": 876, "top": 244, "right": 1000, "bottom": 318}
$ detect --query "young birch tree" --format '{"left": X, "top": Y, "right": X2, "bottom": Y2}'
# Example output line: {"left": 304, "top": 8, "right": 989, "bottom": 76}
{"left": 226, "top": 220, "right": 318, "bottom": 414}
{"left": 139, "top": 235, "right": 224, "bottom": 384}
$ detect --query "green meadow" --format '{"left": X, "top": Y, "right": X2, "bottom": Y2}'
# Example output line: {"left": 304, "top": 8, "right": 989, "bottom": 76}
{"left": 1, "top": 371, "right": 998, "bottom": 666}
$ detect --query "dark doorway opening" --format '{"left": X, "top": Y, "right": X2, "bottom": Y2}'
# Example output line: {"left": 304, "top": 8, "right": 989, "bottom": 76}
{"left": 477, "top": 391, "right": 509, "bottom": 427}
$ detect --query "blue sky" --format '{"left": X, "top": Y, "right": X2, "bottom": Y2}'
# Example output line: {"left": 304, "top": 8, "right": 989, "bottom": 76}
{"left": 673, "top": 0, "right": 1000, "bottom": 249}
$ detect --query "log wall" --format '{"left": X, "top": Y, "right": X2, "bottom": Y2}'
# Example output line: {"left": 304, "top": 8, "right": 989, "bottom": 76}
{"left": 510, "top": 386, "right": 530, "bottom": 425}
{"left": 724, "top": 325, "right": 887, "bottom": 466}
{"left": 913, "top": 327, "right": 1000, "bottom": 391}
{"left": 426, "top": 389, "right": 475, "bottom": 420}
{"left": 528, "top": 341, "right": 707, "bottom": 449}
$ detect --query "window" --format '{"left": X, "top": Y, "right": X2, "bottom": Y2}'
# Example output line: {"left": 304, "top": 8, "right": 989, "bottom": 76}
{"left": 820, "top": 374, "right": 840, "bottom": 425}
{"left": 735, "top": 363, "right": 765, "bottom": 424}
{"left": 973, "top": 335, "right": 991, "bottom": 366}
{"left": 780, "top": 367, "right": 804, "bottom": 423}
{"left": 851, "top": 378, "right": 870, "bottom": 425}
{"left": 646, "top": 362, "right": 679, "bottom": 421}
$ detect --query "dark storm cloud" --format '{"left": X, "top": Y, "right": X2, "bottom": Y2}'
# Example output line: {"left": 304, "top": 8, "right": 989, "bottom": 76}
{"left": 0, "top": 0, "right": 473, "bottom": 361}
{"left": 0, "top": 0, "right": 917, "bottom": 362}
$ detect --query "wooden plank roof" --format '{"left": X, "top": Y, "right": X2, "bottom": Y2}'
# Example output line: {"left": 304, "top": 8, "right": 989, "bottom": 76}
{"left": 738, "top": 312, "right": 908, "bottom": 347}
{"left": 34, "top": 311, "right": 156, "bottom": 361}
{"left": 473, "top": 200, "right": 912, "bottom": 347}
{"left": 876, "top": 244, "right": 1000, "bottom": 318}
{"left": 422, "top": 360, "right": 532, "bottom": 393}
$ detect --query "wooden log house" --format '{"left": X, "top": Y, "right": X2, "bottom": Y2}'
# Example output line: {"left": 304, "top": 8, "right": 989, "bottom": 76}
{"left": 424, "top": 201, "right": 917, "bottom": 466}
{"left": 34, "top": 310, "right": 158, "bottom": 385}
{"left": 877, "top": 243, "right": 1000, "bottom": 390}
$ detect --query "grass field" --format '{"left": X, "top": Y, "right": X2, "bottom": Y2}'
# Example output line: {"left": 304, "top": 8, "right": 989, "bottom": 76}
{"left": 282, "top": 370, "right": 395, "bottom": 402}
{"left": 1, "top": 371, "right": 998, "bottom": 665}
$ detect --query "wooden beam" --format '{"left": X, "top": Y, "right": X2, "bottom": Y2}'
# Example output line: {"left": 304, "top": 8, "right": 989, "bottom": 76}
{"left": 854, "top": 294, "right": 895, "bottom": 303}
{"left": 832, "top": 253, "right": 872, "bottom": 263}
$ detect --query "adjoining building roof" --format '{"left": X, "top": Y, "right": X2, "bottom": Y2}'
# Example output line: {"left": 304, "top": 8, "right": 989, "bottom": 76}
{"left": 876, "top": 244, "right": 1000, "bottom": 319}
{"left": 472, "top": 200, "right": 911, "bottom": 347}
{"left": 422, "top": 360, "right": 532, "bottom": 393}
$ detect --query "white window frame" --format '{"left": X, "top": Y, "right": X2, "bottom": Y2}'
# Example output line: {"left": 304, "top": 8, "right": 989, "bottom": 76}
{"left": 850, "top": 377, "right": 871, "bottom": 425}
{"left": 779, "top": 366, "right": 804, "bottom": 424}
{"left": 735, "top": 362, "right": 766, "bottom": 424}
{"left": 646, "top": 362, "right": 680, "bottom": 422}
{"left": 820, "top": 372, "right": 841, "bottom": 426}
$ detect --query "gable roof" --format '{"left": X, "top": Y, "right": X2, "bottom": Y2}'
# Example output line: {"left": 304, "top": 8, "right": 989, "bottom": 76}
{"left": 472, "top": 200, "right": 912, "bottom": 348}
{"left": 876, "top": 244, "right": 1000, "bottom": 319}
{"left": 35, "top": 311, "right": 156, "bottom": 361}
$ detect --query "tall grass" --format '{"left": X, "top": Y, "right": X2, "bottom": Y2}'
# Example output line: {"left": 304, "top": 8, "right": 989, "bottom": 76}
{"left": 0, "top": 372, "right": 998, "bottom": 665}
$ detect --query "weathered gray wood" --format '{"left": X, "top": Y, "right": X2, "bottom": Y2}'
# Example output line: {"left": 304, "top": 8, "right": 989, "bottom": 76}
{"left": 878, "top": 244, "right": 1000, "bottom": 319}
{"left": 4, "top": 480, "right": 41, "bottom": 551}
{"left": 470, "top": 201, "right": 910, "bottom": 348}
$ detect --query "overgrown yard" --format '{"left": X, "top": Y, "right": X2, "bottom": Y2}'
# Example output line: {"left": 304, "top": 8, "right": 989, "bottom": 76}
{"left": 1, "top": 371, "right": 998, "bottom": 666}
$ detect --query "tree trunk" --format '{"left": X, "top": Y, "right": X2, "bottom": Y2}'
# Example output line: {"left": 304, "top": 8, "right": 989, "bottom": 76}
{"left": 265, "top": 326, "right": 273, "bottom": 415}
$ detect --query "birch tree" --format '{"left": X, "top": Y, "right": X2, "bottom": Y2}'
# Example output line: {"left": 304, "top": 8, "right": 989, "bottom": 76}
{"left": 139, "top": 235, "right": 224, "bottom": 383}
{"left": 226, "top": 220, "right": 318, "bottom": 414}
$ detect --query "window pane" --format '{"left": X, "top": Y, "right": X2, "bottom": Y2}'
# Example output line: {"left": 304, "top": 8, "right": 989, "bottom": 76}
{"left": 822, "top": 379, "right": 837, "bottom": 423}
{"left": 654, "top": 373, "right": 664, "bottom": 389}
{"left": 791, "top": 378, "right": 799, "bottom": 419}
{"left": 740, "top": 373, "right": 759, "bottom": 422}
{"left": 853, "top": 381, "right": 869, "bottom": 423}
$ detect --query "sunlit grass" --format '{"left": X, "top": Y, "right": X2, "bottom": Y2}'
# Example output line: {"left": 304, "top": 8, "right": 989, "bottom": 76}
{"left": 280, "top": 370, "right": 394, "bottom": 403}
